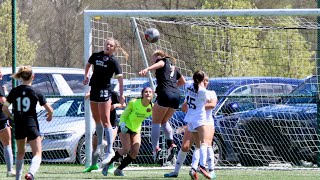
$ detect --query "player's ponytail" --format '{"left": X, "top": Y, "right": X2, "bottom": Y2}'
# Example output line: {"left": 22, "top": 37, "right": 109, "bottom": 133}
{"left": 12, "top": 66, "right": 33, "bottom": 81}
{"left": 193, "top": 70, "right": 206, "bottom": 93}
{"left": 152, "top": 49, "right": 176, "bottom": 65}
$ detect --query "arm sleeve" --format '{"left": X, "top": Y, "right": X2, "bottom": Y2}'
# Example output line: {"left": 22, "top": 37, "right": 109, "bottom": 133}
{"left": 113, "top": 58, "right": 123, "bottom": 76}
{"left": 37, "top": 91, "right": 47, "bottom": 106}
{"left": 88, "top": 52, "right": 97, "bottom": 64}
{"left": 119, "top": 99, "right": 134, "bottom": 123}
{"left": 175, "top": 68, "right": 182, "bottom": 80}
{"left": 6, "top": 89, "right": 14, "bottom": 104}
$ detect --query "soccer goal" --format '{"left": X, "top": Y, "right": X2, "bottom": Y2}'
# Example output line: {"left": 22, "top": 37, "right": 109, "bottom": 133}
{"left": 83, "top": 9, "right": 320, "bottom": 169}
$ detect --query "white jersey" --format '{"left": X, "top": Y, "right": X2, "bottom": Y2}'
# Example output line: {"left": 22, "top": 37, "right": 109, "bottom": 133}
{"left": 206, "top": 90, "right": 217, "bottom": 123}
{"left": 184, "top": 83, "right": 212, "bottom": 123}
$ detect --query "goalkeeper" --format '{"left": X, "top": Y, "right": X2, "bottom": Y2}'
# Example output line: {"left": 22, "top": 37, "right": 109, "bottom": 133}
{"left": 101, "top": 87, "right": 153, "bottom": 176}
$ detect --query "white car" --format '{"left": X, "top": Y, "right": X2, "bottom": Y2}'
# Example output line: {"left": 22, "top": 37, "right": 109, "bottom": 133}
{"left": 1, "top": 67, "right": 85, "bottom": 96}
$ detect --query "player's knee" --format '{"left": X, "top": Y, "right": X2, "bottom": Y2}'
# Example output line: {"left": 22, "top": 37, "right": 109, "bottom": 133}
{"left": 181, "top": 144, "right": 191, "bottom": 152}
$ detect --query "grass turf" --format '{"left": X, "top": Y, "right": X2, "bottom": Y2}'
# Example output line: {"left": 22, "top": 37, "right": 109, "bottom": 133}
{"left": 0, "top": 164, "right": 319, "bottom": 180}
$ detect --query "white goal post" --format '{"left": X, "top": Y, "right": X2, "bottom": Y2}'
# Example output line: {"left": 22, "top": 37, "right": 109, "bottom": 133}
{"left": 83, "top": 9, "right": 320, "bottom": 168}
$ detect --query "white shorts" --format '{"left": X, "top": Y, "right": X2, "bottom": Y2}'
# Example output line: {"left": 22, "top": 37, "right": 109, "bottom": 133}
{"left": 187, "top": 120, "right": 213, "bottom": 133}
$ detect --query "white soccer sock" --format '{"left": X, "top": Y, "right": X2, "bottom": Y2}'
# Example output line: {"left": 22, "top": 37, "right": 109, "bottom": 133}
{"left": 4, "top": 145, "right": 13, "bottom": 172}
{"left": 174, "top": 150, "right": 187, "bottom": 173}
{"left": 207, "top": 146, "right": 215, "bottom": 171}
{"left": 29, "top": 156, "right": 41, "bottom": 176}
{"left": 199, "top": 143, "right": 208, "bottom": 167}
{"left": 105, "top": 127, "right": 113, "bottom": 153}
{"left": 16, "top": 159, "right": 24, "bottom": 180}
{"left": 191, "top": 148, "right": 200, "bottom": 170}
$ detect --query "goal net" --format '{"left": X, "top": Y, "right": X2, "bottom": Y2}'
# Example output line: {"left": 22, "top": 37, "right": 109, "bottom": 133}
{"left": 84, "top": 10, "right": 320, "bottom": 169}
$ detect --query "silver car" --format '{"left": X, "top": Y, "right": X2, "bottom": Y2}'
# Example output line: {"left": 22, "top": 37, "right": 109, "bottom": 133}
{"left": 25, "top": 97, "right": 88, "bottom": 164}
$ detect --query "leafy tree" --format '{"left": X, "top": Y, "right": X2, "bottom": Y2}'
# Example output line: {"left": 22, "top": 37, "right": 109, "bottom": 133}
{"left": 193, "top": 0, "right": 314, "bottom": 78}
{"left": 258, "top": 17, "right": 315, "bottom": 78}
{"left": 0, "top": 0, "right": 37, "bottom": 67}
{"left": 193, "top": 0, "right": 262, "bottom": 77}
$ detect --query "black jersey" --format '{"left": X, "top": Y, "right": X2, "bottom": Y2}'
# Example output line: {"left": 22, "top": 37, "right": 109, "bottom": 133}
{"left": 88, "top": 51, "right": 122, "bottom": 89}
{"left": 110, "top": 90, "right": 120, "bottom": 123}
{"left": 155, "top": 58, "right": 182, "bottom": 94}
{"left": 0, "top": 86, "right": 8, "bottom": 121}
{"left": 6, "top": 85, "right": 47, "bottom": 126}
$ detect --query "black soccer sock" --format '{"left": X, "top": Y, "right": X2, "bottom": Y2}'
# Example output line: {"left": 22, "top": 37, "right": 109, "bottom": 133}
{"left": 117, "top": 154, "right": 134, "bottom": 170}
{"left": 108, "top": 151, "right": 122, "bottom": 165}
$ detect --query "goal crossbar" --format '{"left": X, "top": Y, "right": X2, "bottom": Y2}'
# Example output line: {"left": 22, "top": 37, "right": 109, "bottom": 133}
{"left": 84, "top": 9, "right": 320, "bottom": 18}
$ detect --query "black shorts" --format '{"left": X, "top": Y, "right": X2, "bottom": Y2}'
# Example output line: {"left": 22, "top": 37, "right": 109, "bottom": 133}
{"left": 118, "top": 126, "right": 137, "bottom": 135}
{"left": 0, "top": 119, "right": 10, "bottom": 131}
{"left": 156, "top": 91, "right": 180, "bottom": 109}
{"left": 15, "top": 125, "right": 40, "bottom": 141}
{"left": 90, "top": 87, "right": 112, "bottom": 102}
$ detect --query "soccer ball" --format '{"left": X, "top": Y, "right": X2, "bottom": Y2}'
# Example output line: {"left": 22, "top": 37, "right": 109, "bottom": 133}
{"left": 144, "top": 28, "right": 160, "bottom": 43}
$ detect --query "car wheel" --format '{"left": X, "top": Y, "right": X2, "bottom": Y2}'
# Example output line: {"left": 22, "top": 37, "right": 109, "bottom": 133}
{"left": 212, "top": 135, "right": 225, "bottom": 165}
{"left": 76, "top": 137, "right": 86, "bottom": 164}
{"left": 238, "top": 153, "right": 268, "bottom": 167}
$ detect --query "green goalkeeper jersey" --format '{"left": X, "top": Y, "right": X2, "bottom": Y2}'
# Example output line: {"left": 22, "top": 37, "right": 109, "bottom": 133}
{"left": 119, "top": 98, "right": 152, "bottom": 133}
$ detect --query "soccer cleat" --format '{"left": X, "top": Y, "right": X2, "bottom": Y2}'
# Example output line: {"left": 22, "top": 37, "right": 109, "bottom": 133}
{"left": 164, "top": 171, "right": 178, "bottom": 178}
{"left": 114, "top": 169, "right": 125, "bottom": 176}
{"left": 94, "top": 140, "right": 108, "bottom": 156}
{"left": 7, "top": 169, "right": 16, "bottom": 177}
{"left": 107, "top": 163, "right": 116, "bottom": 174}
{"left": 152, "top": 147, "right": 162, "bottom": 163}
{"left": 189, "top": 168, "right": 198, "bottom": 180}
{"left": 101, "top": 149, "right": 115, "bottom": 165}
{"left": 101, "top": 164, "right": 110, "bottom": 176}
{"left": 25, "top": 173, "right": 34, "bottom": 180}
{"left": 209, "top": 170, "right": 217, "bottom": 179}
{"left": 167, "top": 144, "right": 177, "bottom": 162}
{"left": 82, "top": 164, "right": 99, "bottom": 173}
{"left": 198, "top": 165, "right": 211, "bottom": 179}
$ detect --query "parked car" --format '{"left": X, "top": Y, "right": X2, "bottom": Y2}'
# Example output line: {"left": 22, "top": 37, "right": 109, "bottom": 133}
{"left": 23, "top": 97, "right": 87, "bottom": 164}
{"left": 232, "top": 76, "right": 319, "bottom": 166}
{"left": 140, "top": 77, "right": 303, "bottom": 165}
{"left": 0, "top": 67, "right": 85, "bottom": 96}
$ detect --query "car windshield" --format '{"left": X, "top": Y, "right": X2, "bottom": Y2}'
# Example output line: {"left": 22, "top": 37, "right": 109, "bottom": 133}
{"left": 39, "top": 98, "right": 84, "bottom": 118}
{"left": 283, "top": 76, "right": 317, "bottom": 104}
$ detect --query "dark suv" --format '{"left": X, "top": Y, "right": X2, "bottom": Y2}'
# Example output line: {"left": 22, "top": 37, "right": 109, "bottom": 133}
{"left": 233, "top": 76, "right": 319, "bottom": 166}
{"left": 139, "top": 77, "right": 303, "bottom": 165}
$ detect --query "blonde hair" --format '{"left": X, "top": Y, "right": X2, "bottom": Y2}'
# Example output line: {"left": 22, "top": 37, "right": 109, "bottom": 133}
{"left": 12, "top": 66, "right": 33, "bottom": 81}
{"left": 152, "top": 49, "right": 176, "bottom": 64}
{"left": 105, "top": 37, "right": 129, "bottom": 60}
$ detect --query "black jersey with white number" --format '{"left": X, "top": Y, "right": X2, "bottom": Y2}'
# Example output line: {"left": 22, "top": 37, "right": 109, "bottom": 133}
{"left": 88, "top": 51, "right": 122, "bottom": 89}
{"left": 155, "top": 58, "right": 181, "bottom": 94}
{"left": 0, "top": 86, "right": 7, "bottom": 121}
{"left": 6, "top": 85, "right": 47, "bottom": 126}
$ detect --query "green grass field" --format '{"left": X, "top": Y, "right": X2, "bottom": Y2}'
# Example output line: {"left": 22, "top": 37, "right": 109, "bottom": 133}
{"left": 0, "top": 164, "right": 319, "bottom": 180}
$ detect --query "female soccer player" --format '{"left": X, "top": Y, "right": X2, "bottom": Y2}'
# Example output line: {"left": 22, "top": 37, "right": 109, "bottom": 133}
{"left": 139, "top": 50, "right": 186, "bottom": 163}
{"left": 164, "top": 74, "right": 217, "bottom": 179}
{"left": 82, "top": 90, "right": 126, "bottom": 173}
{"left": 2, "top": 66, "right": 53, "bottom": 180}
{"left": 0, "top": 67, "right": 15, "bottom": 177}
{"left": 101, "top": 87, "right": 153, "bottom": 176}
{"left": 182, "top": 70, "right": 217, "bottom": 179}
{"left": 83, "top": 37, "right": 126, "bottom": 165}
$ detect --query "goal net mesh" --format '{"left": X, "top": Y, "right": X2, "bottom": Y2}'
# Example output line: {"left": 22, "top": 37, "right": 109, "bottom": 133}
{"left": 87, "top": 14, "right": 319, "bottom": 168}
